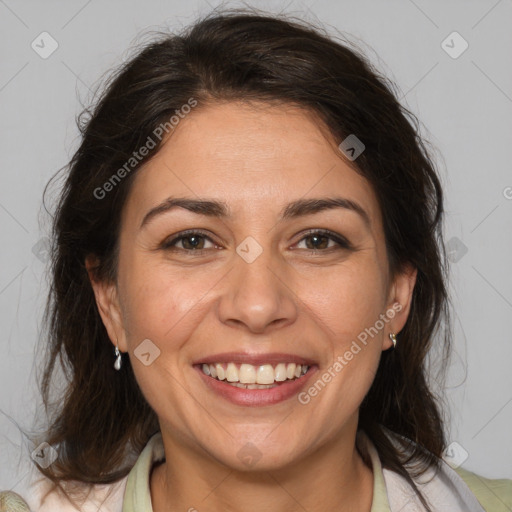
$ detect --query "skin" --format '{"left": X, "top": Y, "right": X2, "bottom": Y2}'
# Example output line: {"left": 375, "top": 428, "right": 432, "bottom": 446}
{"left": 88, "top": 101, "right": 416, "bottom": 512}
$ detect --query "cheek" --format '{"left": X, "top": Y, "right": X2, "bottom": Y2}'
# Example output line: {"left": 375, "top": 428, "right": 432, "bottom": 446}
{"left": 119, "top": 248, "right": 388, "bottom": 350}
{"left": 301, "top": 261, "right": 387, "bottom": 340}
{"left": 118, "top": 256, "right": 219, "bottom": 346}
{"left": 297, "top": 262, "right": 387, "bottom": 401}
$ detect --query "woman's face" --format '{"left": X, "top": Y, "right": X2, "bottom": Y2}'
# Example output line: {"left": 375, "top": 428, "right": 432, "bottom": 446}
{"left": 92, "top": 101, "right": 415, "bottom": 470}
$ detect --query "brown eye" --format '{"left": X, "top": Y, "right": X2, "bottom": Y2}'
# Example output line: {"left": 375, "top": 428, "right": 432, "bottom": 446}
{"left": 303, "top": 234, "right": 330, "bottom": 250}
{"left": 295, "top": 230, "right": 351, "bottom": 252}
{"left": 162, "top": 230, "right": 217, "bottom": 252}
{"left": 178, "top": 234, "right": 207, "bottom": 250}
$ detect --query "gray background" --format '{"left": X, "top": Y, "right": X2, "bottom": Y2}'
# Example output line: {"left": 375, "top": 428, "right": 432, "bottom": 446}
{"left": 1, "top": 0, "right": 511, "bottom": 497}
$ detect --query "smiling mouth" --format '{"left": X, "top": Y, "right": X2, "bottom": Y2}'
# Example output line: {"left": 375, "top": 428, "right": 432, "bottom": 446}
{"left": 199, "top": 362, "right": 310, "bottom": 389}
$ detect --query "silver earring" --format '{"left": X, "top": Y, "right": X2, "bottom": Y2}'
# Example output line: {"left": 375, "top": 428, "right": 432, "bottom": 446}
{"left": 114, "top": 343, "right": 122, "bottom": 370}
{"left": 389, "top": 333, "right": 397, "bottom": 350}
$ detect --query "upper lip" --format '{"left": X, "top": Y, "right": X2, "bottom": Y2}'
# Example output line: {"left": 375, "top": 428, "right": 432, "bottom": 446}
{"left": 193, "top": 352, "right": 317, "bottom": 367}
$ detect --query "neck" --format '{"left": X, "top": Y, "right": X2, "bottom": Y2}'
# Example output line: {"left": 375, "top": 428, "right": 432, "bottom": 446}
{"left": 150, "top": 429, "right": 374, "bottom": 512}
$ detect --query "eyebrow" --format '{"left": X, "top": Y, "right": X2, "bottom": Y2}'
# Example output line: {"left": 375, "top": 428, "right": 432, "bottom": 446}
{"left": 140, "top": 196, "right": 370, "bottom": 229}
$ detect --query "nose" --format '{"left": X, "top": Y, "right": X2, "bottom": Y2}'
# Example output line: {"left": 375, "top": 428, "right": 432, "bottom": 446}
{"left": 217, "top": 246, "right": 298, "bottom": 334}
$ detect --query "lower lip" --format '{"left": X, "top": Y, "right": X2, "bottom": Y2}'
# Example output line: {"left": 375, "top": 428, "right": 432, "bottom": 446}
{"left": 194, "top": 365, "right": 318, "bottom": 406}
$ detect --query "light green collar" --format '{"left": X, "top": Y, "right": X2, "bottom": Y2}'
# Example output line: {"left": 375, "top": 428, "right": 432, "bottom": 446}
{"left": 122, "top": 430, "right": 391, "bottom": 512}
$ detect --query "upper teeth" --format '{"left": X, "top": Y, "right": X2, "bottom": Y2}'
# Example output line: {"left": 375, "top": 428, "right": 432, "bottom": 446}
{"left": 201, "top": 362, "right": 309, "bottom": 384}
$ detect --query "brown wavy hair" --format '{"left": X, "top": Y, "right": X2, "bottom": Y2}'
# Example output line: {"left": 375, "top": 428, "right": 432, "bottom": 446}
{"left": 34, "top": 8, "right": 450, "bottom": 510}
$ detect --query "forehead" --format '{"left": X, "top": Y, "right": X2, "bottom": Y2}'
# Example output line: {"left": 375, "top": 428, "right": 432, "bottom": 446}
{"left": 123, "top": 101, "right": 381, "bottom": 228}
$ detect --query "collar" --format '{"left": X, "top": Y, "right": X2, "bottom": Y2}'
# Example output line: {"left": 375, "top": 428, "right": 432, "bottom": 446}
{"left": 122, "top": 430, "right": 484, "bottom": 512}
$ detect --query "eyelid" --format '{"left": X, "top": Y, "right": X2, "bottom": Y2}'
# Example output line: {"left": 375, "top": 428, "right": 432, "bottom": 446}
{"left": 160, "top": 229, "right": 219, "bottom": 251}
{"left": 161, "top": 228, "right": 352, "bottom": 253}
{"left": 291, "top": 228, "right": 352, "bottom": 251}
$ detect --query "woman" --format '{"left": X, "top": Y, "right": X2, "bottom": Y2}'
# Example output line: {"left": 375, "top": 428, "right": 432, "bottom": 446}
{"left": 25, "top": 9, "right": 511, "bottom": 512}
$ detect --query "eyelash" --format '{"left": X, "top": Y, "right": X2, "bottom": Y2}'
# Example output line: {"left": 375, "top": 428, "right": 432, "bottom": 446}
{"left": 160, "top": 229, "right": 352, "bottom": 255}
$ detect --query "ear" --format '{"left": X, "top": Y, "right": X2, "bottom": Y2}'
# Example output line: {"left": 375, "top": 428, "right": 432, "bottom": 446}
{"left": 85, "top": 255, "right": 128, "bottom": 353}
{"left": 382, "top": 263, "right": 417, "bottom": 350}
